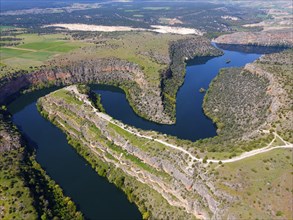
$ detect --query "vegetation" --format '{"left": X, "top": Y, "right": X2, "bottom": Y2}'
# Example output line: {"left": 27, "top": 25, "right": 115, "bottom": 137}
{"left": 254, "top": 49, "right": 293, "bottom": 142}
{"left": 0, "top": 110, "right": 83, "bottom": 220}
{"left": 0, "top": 1, "right": 263, "bottom": 33}
{"left": 38, "top": 91, "right": 197, "bottom": 219}
{"left": 214, "top": 148, "right": 293, "bottom": 219}
{"left": 77, "top": 84, "right": 105, "bottom": 112}
{"left": 0, "top": 1, "right": 292, "bottom": 219}
{"left": 38, "top": 84, "right": 293, "bottom": 220}
{"left": 203, "top": 67, "right": 271, "bottom": 138}
{"left": 0, "top": 31, "right": 87, "bottom": 76}
{"left": 38, "top": 87, "right": 211, "bottom": 219}
{"left": 0, "top": 148, "right": 37, "bottom": 220}
{"left": 22, "top": 152, "right": 83, "bottom": 220}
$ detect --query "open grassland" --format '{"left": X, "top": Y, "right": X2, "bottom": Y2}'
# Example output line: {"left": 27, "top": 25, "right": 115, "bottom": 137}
{"left": 214, "top": 148, "right": 293, "bottom": 219}
{"left": 0, "top": 33, "right": 87, "bottom": 76}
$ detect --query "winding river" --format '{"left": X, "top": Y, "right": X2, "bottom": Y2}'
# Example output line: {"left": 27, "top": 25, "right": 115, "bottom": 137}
{"left": 8, "top": 45, "right": 268, "bottom": 219}
{"left": 91, "top": 45, "right": 262, "bottom": 141}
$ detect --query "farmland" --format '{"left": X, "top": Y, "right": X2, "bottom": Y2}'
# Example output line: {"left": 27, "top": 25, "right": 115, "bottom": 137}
{"left": 0, "top": 32, "right": 85, "bottom": 75}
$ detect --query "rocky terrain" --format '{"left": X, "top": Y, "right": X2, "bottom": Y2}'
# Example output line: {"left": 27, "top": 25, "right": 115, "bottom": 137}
{"left": 162, "top": 38, "right": 222, "bottom": 120}
{"left": 0, "top": 113, "right": 23, "bottom": 153}
{"left": 38, "top": 83, "right": 293, "bottom": 220}
{"left": 38, "top": 86, "right": 230, "bottom": 220}
{"left": 214, "top": 29, "right": 293, "bottom": 47}
{"left": 0, "top": 37, "right": 221, "bottom": 125}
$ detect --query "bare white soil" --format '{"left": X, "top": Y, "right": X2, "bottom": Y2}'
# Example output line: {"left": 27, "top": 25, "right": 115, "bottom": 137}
{"left": 44, "top": 23, "right": 203, "bottom": 35}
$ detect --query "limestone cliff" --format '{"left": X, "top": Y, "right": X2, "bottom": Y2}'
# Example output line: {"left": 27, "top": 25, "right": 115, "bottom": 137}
{"left": 0, "top": 38, "right": 222, "bottom": 125}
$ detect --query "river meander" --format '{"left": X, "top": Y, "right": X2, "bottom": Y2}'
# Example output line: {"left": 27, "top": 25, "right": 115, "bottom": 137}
{"left": 8, "top": 45, "right": 269, "bottom": 219}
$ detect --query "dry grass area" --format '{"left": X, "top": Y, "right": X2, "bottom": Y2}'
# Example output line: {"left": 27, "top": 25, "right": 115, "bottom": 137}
{"left": 214, "top": 148, "right": 293, "bottom": 219}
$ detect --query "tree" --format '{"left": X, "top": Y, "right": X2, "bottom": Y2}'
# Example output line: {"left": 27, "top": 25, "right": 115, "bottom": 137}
{"left": 142, "top": 211, "right": 150, "bottom": 220}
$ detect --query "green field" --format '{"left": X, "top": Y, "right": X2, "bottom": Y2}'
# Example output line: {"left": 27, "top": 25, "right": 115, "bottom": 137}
{"left": 0, "top": 33, "right": 86, "bottom": 75}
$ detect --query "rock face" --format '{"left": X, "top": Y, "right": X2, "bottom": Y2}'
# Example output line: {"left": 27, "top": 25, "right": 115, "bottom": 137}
{"left": 214, "top": 29, "right": 293, "bottom": 48}
{"left": 162, "top": 37, "right": 223, "bottom": 120}
{"left": 38, "top": 86, "right": 227, "bottom": 220}
{"left": 0, "top": 37, "right": 221, "bottom": 124}
{"left": 0, "top": 114, "right": 23, "bottom": 152}
{"left": 0, "top": 58, "right": 172, "bottom": 124}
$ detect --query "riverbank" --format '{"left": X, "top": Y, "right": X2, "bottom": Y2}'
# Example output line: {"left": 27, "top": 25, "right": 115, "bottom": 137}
{"left": 0, "top": 111, "right": 83, "bottom": 220}
{"left": 37, "top": 85, "right": 293, "bottom": 219}
{"left": 0, "top": 31, "right": 222, "bottom": 125}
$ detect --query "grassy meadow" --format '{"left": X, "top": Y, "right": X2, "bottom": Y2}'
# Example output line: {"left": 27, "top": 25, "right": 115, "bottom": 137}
{"left": 214, "top": 148, "right": 293, "bottom": 219}
{"left": 0, "top": 33, "right": 86, "bottom": 75}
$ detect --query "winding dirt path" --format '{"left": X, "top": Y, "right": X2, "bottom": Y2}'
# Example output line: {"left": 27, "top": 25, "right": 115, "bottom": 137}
{"left": 67, "top": 85, "right": 293, "bottom": 165}
{"left": 209, "top": 133, "right": 292, "bottom": 164}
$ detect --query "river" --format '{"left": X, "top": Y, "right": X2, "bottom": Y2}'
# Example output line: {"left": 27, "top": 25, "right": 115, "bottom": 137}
{"left": 91, "top": 45, "right": 263, "bottom": 141}
{"left": 8, "top": 45, "right": 268, "bottom": 219}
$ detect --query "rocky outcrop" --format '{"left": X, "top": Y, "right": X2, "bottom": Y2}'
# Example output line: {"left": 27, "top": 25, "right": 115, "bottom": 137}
{"left": 214, "top": 29, "right": 293, "bottom": 48}
{"left": 243, "top": 50, "right": 293, "bottom": 141}
{"left": 0, "top": 113, "right": 23, "bottom": 152}
{"left": 38, "top": 86, "right": 227, "bottom": 219}
{"left": 0, "top": 37, "right": 221, "bottom": 124}
{"left": 162, "top": 37, "right": 223, "bottom": 120}
{"left": 0, "top": 57, "right": 173, "bottom": 124}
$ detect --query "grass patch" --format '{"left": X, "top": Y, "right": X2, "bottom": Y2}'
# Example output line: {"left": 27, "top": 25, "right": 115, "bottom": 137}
{"left": 216, "top": 148, "right": 293, "bottom": 219}
{"left": 0, "top": 33, "right": 87, "bottom": 75}
{"left": 0, "top": 47, "right": 30, "bottom": 59}
{"left": 51, "top": 90, "right": 83, "bottom": 106}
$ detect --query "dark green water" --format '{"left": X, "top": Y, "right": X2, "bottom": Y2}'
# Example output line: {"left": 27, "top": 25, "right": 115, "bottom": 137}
{"left": 8, "top": 45, "right": 270, "bottom": 219}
